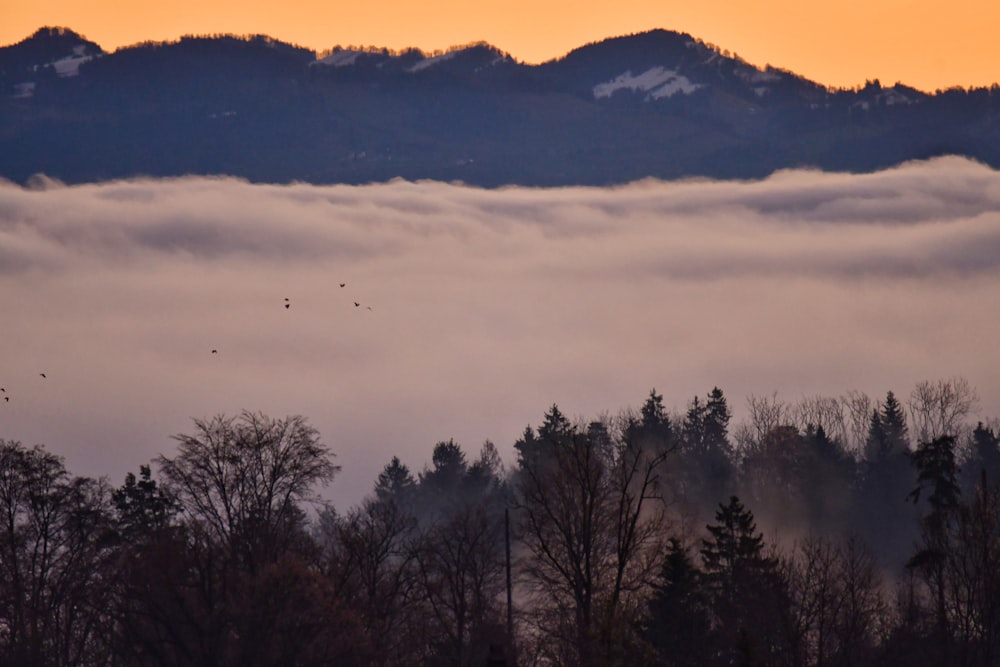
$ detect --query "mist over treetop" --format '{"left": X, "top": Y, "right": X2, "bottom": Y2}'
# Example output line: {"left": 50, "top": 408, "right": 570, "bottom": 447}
{"left": 0, "top": 159, "right": 997, "bottom": 506}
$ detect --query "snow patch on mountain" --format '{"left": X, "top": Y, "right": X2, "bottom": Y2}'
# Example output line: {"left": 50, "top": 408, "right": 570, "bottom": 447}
{"left": 313, "top": 49, "right": 362, "bottom": 67}
{"left": 879, "top": 87, "right": 915, "bottom": 106}
{"left": 50, "top": 45, "right": 94, "bottom": 77}
{"left": 593, "top": 67, "right": 703, "bottom": 100}
{"left": 735, "top": 65, "right": 783, "bottom": 84}
{"left": 407, "top": 51, "right": 457, "bottom": 73}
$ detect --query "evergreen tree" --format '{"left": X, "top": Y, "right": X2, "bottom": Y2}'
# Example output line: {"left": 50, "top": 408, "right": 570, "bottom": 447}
{"left": 374, "top": 456, "right": 417, "bottom": 506}
{"left": 964, "top": 422, "right": 1000, "bottom": 492}
{"left": 644, "top": 538, "right": 711, "bottom": 666}
{"left": 418, "top": 440, "right": 469, "bottom": 515}
{"left": 680, "top": 389, "right": 735, "bottom": 513}
{"left": 882, "top": 390, "right": 910, "bottom": 455}
{"left": 538, "top": 404, "right": 572, "bottom": 441}
{"left": 704, "top": 387, "right": 732, "bottom": 453}
{"left": 113, "top": 464, "right": 176, "bottom": 538}
{"left": 515, "top": 404, "right": 574, "bottom": 469}
{"left": 682, "top": 396, "right": 706, "bottom": 450}
{"left": 908, "top": 434, "right": 960, "bottom": 658}
{"left": 465, "top": 440, "right": 505, "bottom": 493}
{"left": 641, "top": 389, "right": 671, "bottom": 434}
{"left": 865, "top": 391, "right": 910, "bottom": 462}
{"left": 701, "top": 496, "right": 773, "bottom": 585}
{"left": 864, "top": 407, "right": 888, "bottom": 462}
{"left": 855, "top": 392, "right": 920, "bottom": 567}
{"left": 700, "top": 496, "right": 788, "bottom": 667}
{"left": 909, "top": 435, "right": 960, "bottom": 512}
{"left": 801, "top": 423, "right": 856, "bottom": 531}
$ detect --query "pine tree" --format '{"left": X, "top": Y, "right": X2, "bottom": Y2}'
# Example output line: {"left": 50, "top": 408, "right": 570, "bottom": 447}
{"left": 907, "top": 435, "right": 960, "bottom": 660}
{"left": 538, "top": 404, "right": 572, "bottom": 441}
{"left": 909, "top": 435, "right": 960, "bottom": 512}
{"left": 865, "top": 392, "right": 910, "bottom": 462}
{"left": 865, "top": 407, "right": 888, "bottom": 462}
{"left": 682, "top": 396, "right": 705, "bottom": 451}
{"left": 644, "top": 538, "right": 711, "bottom": 666}
{"left": 881, "top": 391, "right": 910, "bottom": 455}
{"left": 855, "top": 393, "right": 920, "bottom": 569}
{"left": 704, "top": 387, "right": 732, "bottom": 453}
{"left": 966, "top": 422, "right": 1000, "bottom": 491}
{"left": 113, "top": 464, "right": 176, "bottom": 537}
{"left": 641, "top": 389, "right": 670, "bottom": 433}
{"left": 700, "top": 496, "right": 787, "bottom": 667}
{"left": 701, "top": 496, "right": 773, "bottom": 585}
{"left": 374, "top": 456, "right": 416, "bottom": 506}
{"left": 681, "top": 389, "right": 734, "bottom": 510}
{"left": 418, "top": 440, "right": 469, "bottom": 512}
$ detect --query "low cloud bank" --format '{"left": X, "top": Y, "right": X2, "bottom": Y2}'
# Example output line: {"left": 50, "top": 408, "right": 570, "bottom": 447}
{"left": 1, "top": 157, "right": 998, "bottom": 505}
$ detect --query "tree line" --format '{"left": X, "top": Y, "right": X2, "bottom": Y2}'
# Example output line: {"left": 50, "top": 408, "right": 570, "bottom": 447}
{"left": 1, "top": 378, "right": 999, "bottom": 666}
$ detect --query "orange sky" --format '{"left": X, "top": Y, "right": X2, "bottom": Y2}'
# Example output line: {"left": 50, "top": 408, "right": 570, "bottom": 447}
{"left": 3, "top": 0, "right": 999, "bottom": 92}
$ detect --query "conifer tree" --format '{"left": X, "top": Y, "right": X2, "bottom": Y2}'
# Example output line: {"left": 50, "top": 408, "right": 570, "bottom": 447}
{"left": 374, "top": 456, "right": 417, "bottom": 506}
{"left": 644, "top": 538, "right": 711, "bottom": 666}
{"left": 700, "top": 496, "right": 788, "bottom": 667}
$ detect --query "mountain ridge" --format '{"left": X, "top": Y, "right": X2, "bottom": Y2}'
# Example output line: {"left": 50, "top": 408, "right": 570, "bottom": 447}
{"left": 2, "top": 26, "right": 998, "bottom": 186}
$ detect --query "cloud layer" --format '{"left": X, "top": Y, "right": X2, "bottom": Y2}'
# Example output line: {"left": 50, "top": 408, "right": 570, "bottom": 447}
{"left": 2, "top": 157, "right": 999, "bottom": 506}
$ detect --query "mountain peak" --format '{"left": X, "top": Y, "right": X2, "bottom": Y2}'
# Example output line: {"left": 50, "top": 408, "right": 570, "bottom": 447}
{"left": 0, "top": 26, "right": 103, "bottom": 87}
{"left": 18, "top": 26, "right": 102, "bottom": 56}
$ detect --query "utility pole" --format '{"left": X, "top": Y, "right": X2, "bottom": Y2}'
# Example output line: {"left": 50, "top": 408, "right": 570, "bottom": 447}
{"left": 505, "top": 506, "right": 514, "bottom": 661}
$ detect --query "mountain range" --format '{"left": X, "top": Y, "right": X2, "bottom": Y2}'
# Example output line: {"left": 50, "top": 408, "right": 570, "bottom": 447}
{"left": 2, "top": 26, "right": 999, "bottom": 186}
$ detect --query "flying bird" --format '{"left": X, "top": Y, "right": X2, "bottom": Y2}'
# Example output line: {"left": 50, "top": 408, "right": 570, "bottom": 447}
{"left": 211, "top": 349, "right": 218, "bottom": 354}
{"left": 340, "top": 283, "right": 346, "bottom": 288}
{"left": 39, "top": 373, "right": 46, "bottom": 378}
{"left": 354, "top": 302, "right": 360, "bottom": 308}
{"left": 3, "top": 397, "right": 8, "bottom": 403}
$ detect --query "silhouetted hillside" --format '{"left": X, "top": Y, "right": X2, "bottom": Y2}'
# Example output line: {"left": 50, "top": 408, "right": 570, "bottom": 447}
{"left": 2, "top": 26, "right": 999, "bottom": 185}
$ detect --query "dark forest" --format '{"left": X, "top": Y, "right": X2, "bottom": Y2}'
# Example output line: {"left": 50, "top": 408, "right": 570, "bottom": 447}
{"left": 2, "top": 378, "right": 999, "bottom": 666}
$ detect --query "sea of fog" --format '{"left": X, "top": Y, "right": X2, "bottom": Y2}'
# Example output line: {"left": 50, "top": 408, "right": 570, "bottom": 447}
{"left": 1, "top": 156, "right": 999, "bottom": 507}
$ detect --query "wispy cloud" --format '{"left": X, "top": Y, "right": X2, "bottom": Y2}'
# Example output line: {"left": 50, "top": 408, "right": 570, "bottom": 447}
{"left": 2, "top": 157, "right": 998, "bottom": 505}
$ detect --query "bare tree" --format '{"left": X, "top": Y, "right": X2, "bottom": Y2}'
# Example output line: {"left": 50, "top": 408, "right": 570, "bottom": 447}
{"left": 158, "top": 411, "right": 339, "bottom": 570}
{"left": 833, "top": 536, "right": 888, "bottom": 666}
{"left": 146, "top": 412, "right": 345, "bottom": 665}
{"left": 513, "top": 406, "right": 671, "bottom": 665}
{"left": 793, "top": 395, "right": 850, "bottom": 448}
{"left": 945, "top": 475, "right": 1000, "bottom": 666}
{"left": 742, "top": 392, "right": 792, "bottom": 452}
{"left": 319, "top": 497, "right": 421, "bottom": 666}
{"left": 785, "top": 537, "right": 841, "bottom": 667}
{"left": 909, "top": 378, "right": 980, "bottom": 444}
{"left": 413, "top": 498, "right": 507, "bottom": 666}
{"left": 842, "top": 390, "right": 875, "bottom": 457}
{"left": 0, "top": 440, "right": 116, "bottom": 666}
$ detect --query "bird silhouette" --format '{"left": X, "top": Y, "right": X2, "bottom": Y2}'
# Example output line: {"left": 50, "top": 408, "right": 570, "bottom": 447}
{"left": 39, "top": 373, "right": 46, "bottom": 379}
{"left": 3, "top": 397, "right": 8, "bottom": 403}
{"left": 211, "top": 349, "right": 218, "bottom": 354}
{"left": 285, "top": 303, "right": 290, "bottom": 309}
{"left": 340, "top": 283, "right": 346, "bottom": 288}
{"left": 354, "top": 302, "right": 360, "bottom": 307}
